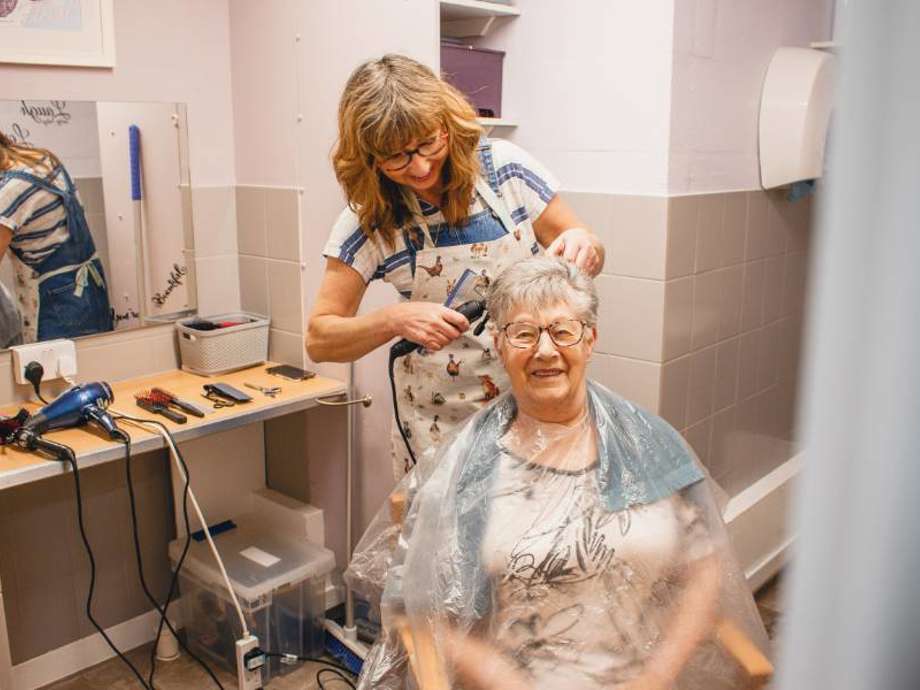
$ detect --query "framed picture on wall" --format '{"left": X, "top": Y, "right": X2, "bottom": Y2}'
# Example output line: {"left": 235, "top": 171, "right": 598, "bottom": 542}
{"left": 0, "top": 0, "right": 115, "bottom": 68}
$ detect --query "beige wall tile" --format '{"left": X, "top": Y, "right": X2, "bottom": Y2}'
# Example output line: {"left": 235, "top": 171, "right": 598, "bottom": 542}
{"left": 595, "top": 275, "right": 665, "bottom": 361}
{"left": 764, "top": 192, "right": 790, "bottom": 256}
{"left": 686, "top": 346, "right": 716, "bottom": 426}
{"left": 587, "top": 353, "right": 661, "bottom": 413}
{"left": 756, "top": 321, "right": 780, "bottom": 391}
{"left": 718, "top": 264, "right": 744, "bottom": 339}
{"left": 665, "top": 195, "right": 698, "bottom": 278}
{"left": 267, "top": 259, "right": 304, "bottom": 333}
{"left": 695, "top": 194, "right": 724, "bottom": 273}
{"left": 720, "top": 192, "right": 748, "bottom": 267}
{"left": 714, "top": 337, "right": 740, "bottom": 412}
{"left": 785, "top": 195, "right": 813, "bottom": 254}
{"left": 238, "top": 255, "right": 269, "bottom": 316}
{"left": 740, "top": 259, "right": 765, "bottom": 332}
{"left": 659, "top": 355, "right": 691, "bottom": 429}
{"left": 195, "top": 254, "right": 242, "bottom": 316}
{"left": 683, "top": 417, "right": 713, "bottom": 468}
{"left": 607, "top": 195, "right": 669, "bottom": 279}
{"left": 663, "top": 277, "right": 693, "bottom": 360}
{"left": 236, "top": 185, "right": 267, "bottom": 257}
{"left": 708, "top": 406, "right": 737, "bottom": 482}
{"left": 690, "top": 269, "right": 721, "bottom": 350}
{"left": 745, "top": 191, "right": 770, "bottom": 260}
{"left": 737, "top": 329, "right": 760, "bottom": 400}
{"left": 777, "top": 315, "right": 803, "bottom": 384}
{"left": 561, "top": 191, "right": 612, "bottom": 233}
{"left": 783, "top": 252, "right": 809, "bottom": 316}
{"left": 762, "top": 254, "right": 785, "bottom": 324}
{"left": 269, "top": 327, "right": 306, "bottom": 367}
{"left": 266, "top": 188, "right": 302, "bottom": 261}
{"left": 192, "top": 186, "right": 238, "bottom": 258}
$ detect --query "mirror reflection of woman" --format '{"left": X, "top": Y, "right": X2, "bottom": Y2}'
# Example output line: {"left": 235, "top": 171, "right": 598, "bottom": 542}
{"left": 0, "top": 132, "right": 113, "bottom": 343}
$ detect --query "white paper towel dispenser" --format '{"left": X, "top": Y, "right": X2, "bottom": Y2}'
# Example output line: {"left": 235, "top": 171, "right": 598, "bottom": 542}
{"left": 759, "top": 47, "right": 837, "bottom": 190}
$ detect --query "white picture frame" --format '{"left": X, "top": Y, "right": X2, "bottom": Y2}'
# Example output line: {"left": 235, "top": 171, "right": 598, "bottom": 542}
{"left": 0, "top": 0, "right": 115, "bottom": 68}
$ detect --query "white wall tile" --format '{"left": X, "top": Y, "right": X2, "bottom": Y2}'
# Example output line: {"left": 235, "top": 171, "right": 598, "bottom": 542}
{"left": 193, "top": 254, "right": 241, "bottom": 317}
{"left": 745, "top": 191, "right": 770, "bottom": 260}
{"left": 737, "top": 329, "right": 760, "bottom": 400}
{"left": 683, "top": 416, "right": 713, "bottom": 468}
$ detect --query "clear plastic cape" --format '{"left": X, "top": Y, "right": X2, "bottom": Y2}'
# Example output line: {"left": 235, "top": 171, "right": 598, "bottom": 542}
{"left": 347, "top": 381, "right": 770, "bottom": 689}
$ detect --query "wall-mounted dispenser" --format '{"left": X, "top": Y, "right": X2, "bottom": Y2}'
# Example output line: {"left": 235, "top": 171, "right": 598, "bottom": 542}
{"left": 759, "top": 47, "right": 837, "bottom": 190}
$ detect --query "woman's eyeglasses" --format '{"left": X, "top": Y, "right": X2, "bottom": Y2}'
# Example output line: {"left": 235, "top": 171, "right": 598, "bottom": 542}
{"left": 502, "top": 319, "right": 587, "bottom": 349}
{"left": 379, "top": 131, "right": 448, "bottom": 172}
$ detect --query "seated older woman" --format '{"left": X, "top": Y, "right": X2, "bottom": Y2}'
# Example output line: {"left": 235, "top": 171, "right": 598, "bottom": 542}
{"left": 348, "top": 256, "right": 770, "bottom": 690}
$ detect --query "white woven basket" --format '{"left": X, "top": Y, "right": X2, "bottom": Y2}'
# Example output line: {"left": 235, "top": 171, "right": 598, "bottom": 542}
{"left": 176, "top": 312, "right": 270, "bottom": 376}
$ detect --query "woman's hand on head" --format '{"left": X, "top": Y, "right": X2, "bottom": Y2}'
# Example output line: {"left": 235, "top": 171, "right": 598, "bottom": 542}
{"left": 390, "top": 301, "right": 470, "bottom": 351}
{"left": 546, "top": 227, "right": 603, "bottom": 276}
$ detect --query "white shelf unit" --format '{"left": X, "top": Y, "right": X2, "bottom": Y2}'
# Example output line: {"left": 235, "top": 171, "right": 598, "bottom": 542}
{"left": 478, "top": 117, "right": 517, "bottom": 129}
{"left": 440, "top": 0, "right": 519, "bottom": 39}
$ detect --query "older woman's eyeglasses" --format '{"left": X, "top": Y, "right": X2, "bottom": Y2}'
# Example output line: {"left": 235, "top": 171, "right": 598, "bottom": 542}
{"left": 379, "top": 131, "right": 448, "bottom": 172}
{"left": 502, "top": 320, "right": 586, "bottom": 349}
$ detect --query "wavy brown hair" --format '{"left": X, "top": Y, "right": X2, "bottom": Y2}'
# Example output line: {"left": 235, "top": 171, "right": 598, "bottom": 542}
{"left": 333, "top": 54, "right": 483, "bottom": 246}
{"left": 0, "top": 131, "right": 59, "bottom": 176}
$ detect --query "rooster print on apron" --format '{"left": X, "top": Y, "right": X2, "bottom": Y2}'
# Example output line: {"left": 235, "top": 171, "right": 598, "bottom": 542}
{"left": 390, "top": 170, "right": 541, "bottom": 478}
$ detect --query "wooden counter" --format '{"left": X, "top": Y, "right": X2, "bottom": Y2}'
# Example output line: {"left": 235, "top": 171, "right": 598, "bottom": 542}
{"left": 0, "top": 363, "right": 346, "bottom": 489}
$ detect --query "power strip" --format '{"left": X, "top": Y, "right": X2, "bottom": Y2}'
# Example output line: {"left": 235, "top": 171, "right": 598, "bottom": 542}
{"left": 235, "top": 635, "right": 263, "bottom": 690}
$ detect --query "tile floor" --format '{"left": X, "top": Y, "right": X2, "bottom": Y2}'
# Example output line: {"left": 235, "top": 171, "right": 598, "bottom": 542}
{"left": 42, "top": 575, "right": 785, "bottom": 689}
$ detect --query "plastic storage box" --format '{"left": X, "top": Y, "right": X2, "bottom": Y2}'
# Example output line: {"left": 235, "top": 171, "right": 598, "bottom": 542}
{"left": 169, "top": 517, "right": 335, "bottom": 682}
{"left": 440, "top": 42, "right": 505, "bottom": 118}
{"left": 176, "top": 312, "right": 269, "bottom": 376}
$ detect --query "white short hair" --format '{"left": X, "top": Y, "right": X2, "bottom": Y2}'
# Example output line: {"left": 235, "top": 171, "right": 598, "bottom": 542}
{"left": 486, "top": 256, "right": 598, "bottom": 327}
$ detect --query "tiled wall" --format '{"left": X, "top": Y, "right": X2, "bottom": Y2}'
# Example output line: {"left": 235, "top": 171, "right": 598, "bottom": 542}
{"left": 565, "top": 189, "right": 812, "bottom": 496}
{"left": 236, "top": 185, "right": 307, "bottom": 367}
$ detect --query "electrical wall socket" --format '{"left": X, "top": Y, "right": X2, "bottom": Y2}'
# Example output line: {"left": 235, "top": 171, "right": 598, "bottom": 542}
{"left": 10, "top": 339, "right": 78, "bottom": 385}
{"left": 235, "top": 635, "right": 263, "bottom": 690}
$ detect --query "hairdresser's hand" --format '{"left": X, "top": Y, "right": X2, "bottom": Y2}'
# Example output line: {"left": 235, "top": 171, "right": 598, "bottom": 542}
{"left": 547, "top": 227, "right": 603, "bottom": 277}
{"left": 389, "top": 301, "right": 470, "bottom": 352}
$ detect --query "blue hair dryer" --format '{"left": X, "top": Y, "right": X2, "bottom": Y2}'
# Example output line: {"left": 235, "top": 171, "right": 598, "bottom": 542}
{"left": 21, "top": 382, "right": 120, "bottom": 439}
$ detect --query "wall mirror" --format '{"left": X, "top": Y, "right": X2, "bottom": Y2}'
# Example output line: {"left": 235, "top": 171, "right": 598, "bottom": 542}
{"left": 0, "top": 99, "right": 196, "bottom": 348}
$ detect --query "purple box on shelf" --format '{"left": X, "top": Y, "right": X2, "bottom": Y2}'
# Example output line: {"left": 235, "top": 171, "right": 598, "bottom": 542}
{"left": 440, "top": 43, "right": 505, "bottom": 118}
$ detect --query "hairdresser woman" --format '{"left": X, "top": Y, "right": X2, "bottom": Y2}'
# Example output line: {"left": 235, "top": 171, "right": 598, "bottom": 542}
{"left": 0, "top": 133, "right": 113, "bottom": 343}
{"left": 308, "top": 54, "right": 604, "bottom": 477}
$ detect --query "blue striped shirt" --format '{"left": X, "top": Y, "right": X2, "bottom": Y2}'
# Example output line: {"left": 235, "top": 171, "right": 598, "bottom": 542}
{"left": 0, "top": 160, "right": 72, "bottom": 267}
{"left": 323, "top": 139, "right": 558, "bottom": 296}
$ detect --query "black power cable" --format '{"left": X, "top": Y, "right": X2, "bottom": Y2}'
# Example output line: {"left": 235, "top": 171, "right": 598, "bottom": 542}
{"left": 50, "top": 441, "right": 152, "bottom": 689}
{"left": 113, "top": 417, "right": 224, "bottom": 690}
{"left": 261, "top": 652, "right": 357, "bottom": 689}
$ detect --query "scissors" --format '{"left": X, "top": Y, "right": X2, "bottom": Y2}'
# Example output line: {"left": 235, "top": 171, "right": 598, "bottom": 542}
{"left": 201, "top": 391, "right": 235, "bottom": 409}
{"left": 244, "top": 382, "right": 281, "bottom": 398}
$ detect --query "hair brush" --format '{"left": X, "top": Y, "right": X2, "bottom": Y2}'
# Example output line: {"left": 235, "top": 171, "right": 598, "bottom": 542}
{"left": 134, "top": 391, "right": 187, "bottom": 424}
{"left": 150, "top": 387, "right": 206, "bottom": 418}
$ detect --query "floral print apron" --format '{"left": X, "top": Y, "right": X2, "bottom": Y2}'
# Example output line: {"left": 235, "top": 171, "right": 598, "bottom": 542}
{"left": 391, "top": 167, "right": 540, "bottom": 477}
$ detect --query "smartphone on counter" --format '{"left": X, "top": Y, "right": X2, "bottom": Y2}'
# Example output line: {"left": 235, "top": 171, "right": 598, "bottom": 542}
{"left": 266, "top": 364, "right": 316, "bottom": 381}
